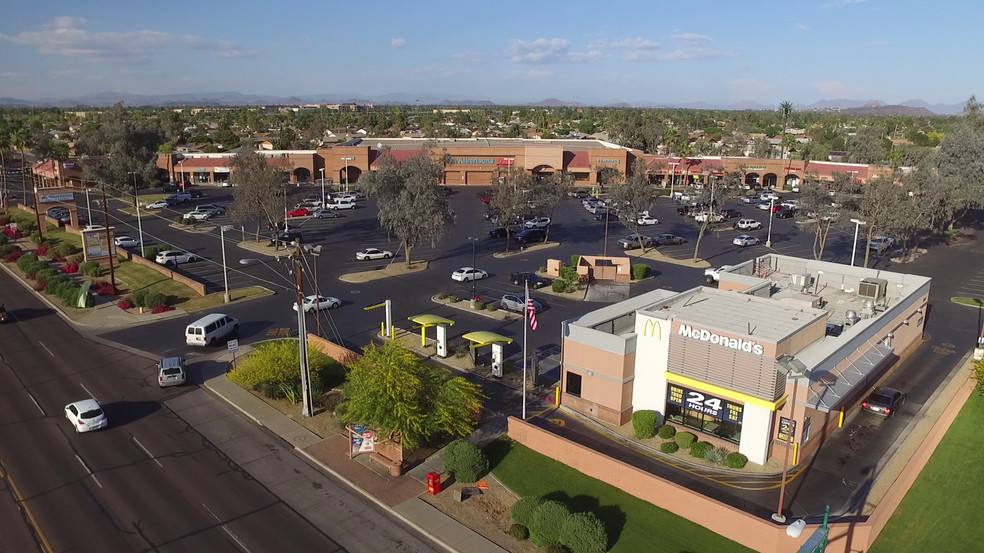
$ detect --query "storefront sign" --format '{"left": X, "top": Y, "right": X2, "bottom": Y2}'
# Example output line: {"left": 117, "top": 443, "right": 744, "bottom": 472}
{"left": 214, "top": 167, "right": 230, "bottom": 173}
{"left": 597, "top": 158, "right": 620, "bottom": 163}
{"left": 496, "top": 158, "right": 515, "bottom": 166}
{"left": 667, "top": 384, "right": 744, "bottom": 423}
{"left": 678, "top": 324, "right": 764, "bottom": 355}
{"left": 39, "top": 193, "right": 75, "bottom": 203}
{"left": 452, "top": 158, "right": 494, "bottom": 165}
{"left": 82, "top": 228, "right": 112, "bottom": 259}
{"left": 745, "top": 167, "right": 766, "bottom": 171}
{"left": 778, "top": 417, "right": 796, "bottom": 443}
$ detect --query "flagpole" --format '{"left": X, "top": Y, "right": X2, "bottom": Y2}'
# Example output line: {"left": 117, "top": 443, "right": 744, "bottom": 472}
{"left": 522, "top": 280, "right": 528, "bottom": 421}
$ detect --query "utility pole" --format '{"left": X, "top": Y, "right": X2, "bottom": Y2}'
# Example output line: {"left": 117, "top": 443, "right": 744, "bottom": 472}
{"left": 101, "top": 185, "right": 116, "bottom": 292}
{"left": 292, "top": 242, "right": 313, "bottom": 417}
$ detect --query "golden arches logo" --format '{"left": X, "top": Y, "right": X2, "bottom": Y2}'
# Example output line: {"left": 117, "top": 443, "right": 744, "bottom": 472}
{"left": 642, "top": 319, "right": 662, "bottom": 339}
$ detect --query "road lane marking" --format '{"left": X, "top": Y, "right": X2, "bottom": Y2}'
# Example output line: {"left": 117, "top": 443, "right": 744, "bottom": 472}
{"left": 132, "top": 437, "right": 163, "bottom": 468}
{"left": 0, "top": 458, "right": 55, "bottom": 553}
{"left": 74, "top": 454, "right": 102, "bottom": 488}
{"left": 78, "top": 383, "right": 100, "bottom": 403}
{"left": 201, "top": 502, "right": 252, "bottom": 553}
{"left": 37, "top": 340, "right": 55, "bottom": 357}
{"left": 28, "top": 392, "right": 45, "bottom": 416}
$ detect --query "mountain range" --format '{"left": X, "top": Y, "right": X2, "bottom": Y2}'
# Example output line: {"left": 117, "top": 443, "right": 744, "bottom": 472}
{"left": 0, "top": 91, "right": 967, "bottom": 115}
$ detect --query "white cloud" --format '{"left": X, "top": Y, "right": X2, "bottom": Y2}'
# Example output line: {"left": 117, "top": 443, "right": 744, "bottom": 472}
{"left": 610, "top": 37, "right": 658, "bottom": 50}
{"left": 507, "top": 38, "right": 599, "bottom": 64}
{"left": 1, "top": 71, "right": 26, "bottom": 78}
{"left": 453, "top": 51, "right": 489, "bottom": 64}
{"left": 391, "top": 37, "right": 406, "bottom": 48}
{"left": 47, "top": 69, "right": 81, "bottom": 77}
{"left": 504, "top": 69, "right": 554, "bottom": 80}
{"left": 657, "top": 47, "right": 738, "bottom": 61}
{"left": 796, "top": 23, "right": 809, "bottom": 32}
{"left": 824, "top": 0, "right": 866, "bottom": 7}
{"left": 0, "top": 17, "right": 257, "bottom": 63}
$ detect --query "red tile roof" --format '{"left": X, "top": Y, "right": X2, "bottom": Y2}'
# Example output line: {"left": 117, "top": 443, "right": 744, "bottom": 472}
{"left": 566, "top": 151, "right": 589, "bottom": 169}
{"left": 370, "top": 149, "right": 424, "bottom": 168}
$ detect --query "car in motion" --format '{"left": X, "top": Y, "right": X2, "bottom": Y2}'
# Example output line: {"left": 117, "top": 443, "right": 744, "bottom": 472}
{"left": 356, "top": 248, "right": 393, "bottom": 260}
{"left": 510, "top": 271, "right": 551, "bottom": 288}
{"left": 183, "top": 209, "right": 218, "bottom": 221}
{"left": 734, "top": 218, "right": 763, "bottom": 231}
{"left": 733, "top": 235, "right": 761, "bottom": 247}
{"left": 114, "top": 235, "right": 141, "bottom": 248}
{"left": 293, "top": 295, "right": 341, "bottom": 313}
{"left": 653, "top": 233, "right": 686, "bottom": 246}
{"left": 451, "top": 267, "right": 488, "bottom": 282}
{"left": 861, "top": 387, "right": 906, "bottom": 417}
{"left": 64, "top": 399, "right": 108, "bottom": 433}
{"left": 157, "top": 357, "right": 186, "bottom": 388}
{"left": 869, "top": 236, "right": 896, "bottom": 252}
{"left": 155, "top": 250, "right": 199, "bottom": 266}
{"left": 500, "top": 293, "right": 542, "bottom": 313}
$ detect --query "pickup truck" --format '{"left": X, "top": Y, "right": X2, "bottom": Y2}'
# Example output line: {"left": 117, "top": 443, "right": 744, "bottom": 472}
{"left": 166, "top": 192, "right": 192, "bottom": 204}
{"left": 704, "top": 265, "right": 733, "bottom": 284}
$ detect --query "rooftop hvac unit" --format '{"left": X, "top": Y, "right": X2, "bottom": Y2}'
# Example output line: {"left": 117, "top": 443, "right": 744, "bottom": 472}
{"left": 791, "top": 272, "right": 811, "bottom": 288}
{"left": 858, "top": 278, "right": 888, "bottom": 300}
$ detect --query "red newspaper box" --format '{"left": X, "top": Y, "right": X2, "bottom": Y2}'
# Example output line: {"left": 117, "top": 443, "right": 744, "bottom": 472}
{"left": 426, "top": 472, "right": 442, "bottom": 495}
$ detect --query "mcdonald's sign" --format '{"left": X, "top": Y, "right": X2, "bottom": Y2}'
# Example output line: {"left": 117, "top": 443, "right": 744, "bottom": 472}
{"left": 642, "top": 319, "right": 662, "bottom": 339}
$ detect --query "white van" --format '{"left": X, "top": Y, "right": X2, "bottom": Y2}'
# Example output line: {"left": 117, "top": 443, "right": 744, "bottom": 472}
{"left": 325, "top": 197, "right": 356, "bottom": 210}
{"left": 185, "top": 313, "right": 239, "bottom": 346}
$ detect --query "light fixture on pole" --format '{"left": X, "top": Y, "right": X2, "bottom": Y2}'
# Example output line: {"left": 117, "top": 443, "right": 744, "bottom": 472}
{"left": 32, "top": 186, "right": 43, "bottom": 242}
{"left": 304, "top": 245, "right": 324, "bottom": 336}
{"left": 850, "top": 218, "right": 867, "bottom": 267}
{"left": 319, "top": 168, "right": 326, "bottom": 205}
{"left": 220, "top": 225, "right": 233, "bottom": 303}
{"left": 766, "top": 198, "right": 775, "bottom": 247}
{"left": 84, "top": 186, "right": 93, "bottom": 222}
{"left": 772, "top": 359, "right": 808, "bottom": 523}
{"left": 129, "top": 171, "right": 146, "bottom": 258}
{"left": 668, "top": 161, "right": 678, "bottom": 200}
{"left": 467, "top": 237, "right": 480, "bottom": 300}
{"left": 179, "top": 160, "right": 185, "bottom": 189}
{"left": 341, "top": 156, "right": 355, "bottom": 191}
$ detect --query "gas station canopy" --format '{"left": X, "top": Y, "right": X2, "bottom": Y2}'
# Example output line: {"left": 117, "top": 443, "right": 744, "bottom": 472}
{"left": 407, "top": 314, "right": 455, "bottom": 327}
{"left": 461, "top": 331, "right": 514, "bottom": 349}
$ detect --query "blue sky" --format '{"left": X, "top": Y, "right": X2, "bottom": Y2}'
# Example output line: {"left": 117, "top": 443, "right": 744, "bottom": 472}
{"left": 0, "top": 0, "right": 978, "bottom": 106}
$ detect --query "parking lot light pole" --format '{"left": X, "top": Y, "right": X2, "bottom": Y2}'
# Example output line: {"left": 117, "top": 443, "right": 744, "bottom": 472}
{"left": 766, "top": 198, "right": 775, "bottom": 247}
{"left": 220, "top": 225, "right": 232, "bottom": 303}
{"left": 467, "top": 237, "right": 480, "bottom": 300}
{"left": 773, "top": 365, "right": 807, "bottom": 523}
{"left": 319, "top": 168, "right": 326, "bottom": 205}
{"left": 850, "top": 218, "right": 867, "bottom": 267}
{"left": 129, "top": 171, "right": 146, "bottom": 258}
{"left": 341, "top": 156, "right": 355, "bottom": 191}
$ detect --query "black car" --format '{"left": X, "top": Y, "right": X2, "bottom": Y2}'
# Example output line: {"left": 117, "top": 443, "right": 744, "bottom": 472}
{"left": 594, "top": 208, "right": 618, "bottom": 221}
{"left": 189, "top": 189, "right": 205, "bottom": 198}
{"left": 488, "top": 227, "right": 509, "bottom": 238}
{"left": 861, "top": 387, "right": 906, "bottom": 417}
{"left": 273, "top": 230, "right": 303, "bottom": 246}
{"left": 510, "top": 272, "right": 551, "bottom": 289}
{"left": 774, "top": 208, "right": 795, "bottom": 219}
{"left": 721, "top": 209, "right": 742, "bottom": 219}
{"left": 514, "top": 228, "right": 547, "bottom": 244}
{"left": 161, "top": 182, "right": 182, "bottom": 193}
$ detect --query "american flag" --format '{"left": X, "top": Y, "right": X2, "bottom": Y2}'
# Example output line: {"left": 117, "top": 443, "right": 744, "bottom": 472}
{"left": 527, "top": 297, "right": 538, "bottom": 331}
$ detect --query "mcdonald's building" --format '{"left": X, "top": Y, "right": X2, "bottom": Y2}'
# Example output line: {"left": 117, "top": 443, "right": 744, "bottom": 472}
{"left": 559, "top": 254, "right": 930, "bottom": 465}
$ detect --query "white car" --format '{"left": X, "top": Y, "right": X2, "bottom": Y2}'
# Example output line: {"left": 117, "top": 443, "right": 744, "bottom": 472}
{"left": 451, "top": 267, "right": 488, "bottom": 282}
{"left": 759, "top": 192, "right": 781, "bottom": 201}
{"left": 734, "top": 218, "right": 763, "bottom": 231}
{"left": 183, "top": 209, "right": 216, "bottom": 221}
{"left": 293, "top": 295, "right": 341, "bottom": 313}
{"left": 155, "top": 250, "right": 199, "bottom": 266}
{"left": 870, "top": 236, "right": 896, "bottom": 252}
{"left": 694, "top": 212, "right": 724, "bottom": 223}
{"left": 64, "top": 399, "right": 108, "bottom": 433}
{"left": 524, "top": 217, "right": 551, "bottom": 229}
{"left": 145, "top": 200, "right": 170, "bottom": 210}
{"left": 780, "top": 199, "right": 800, "bottom": 209}
{"left": 355, "top": 248, "right": 393, "bottom": 260}
{"left": 733, "top": 235, "right": 761, "bottom": 247}
{"left": 114, "top": 236, "right": 141, "bottom": 248}
{"left": 637, "top": 215, "right": 659, "bottom": 226}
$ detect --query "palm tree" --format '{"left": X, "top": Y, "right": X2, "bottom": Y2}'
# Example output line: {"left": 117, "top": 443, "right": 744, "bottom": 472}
{"left": 10, "top": 128, "right": 28, "bottom": 205}
{"left": 778, "top": 101, "right": 793, "bottom": 161}
{"left": 0, "top": 127, "right": 9, "bottom": 213}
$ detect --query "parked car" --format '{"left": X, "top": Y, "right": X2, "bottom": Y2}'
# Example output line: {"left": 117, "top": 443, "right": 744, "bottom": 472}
{"left": 780, "top": 199, "right": 800, "bottom": 209}
{"left": 451, "top": 267, "right": 488, "bottom": 282}
{"left": 740, "top": 194, "right": 761, "bottom": 204}
{"left": 617, "top": 234, "right": 654, "bottom": 250}
{"left": 510, "top": 272, "right": 551, "bottom": 288}
{"left": 759, "top": 191, "right": 781, "bottom": 201}
{"left": 654, "top": 233, "right": 686, "bottom": 246}
{"left": 188, "top": 189, "right": 205, "bottom": 199}
{"left": 594, "top": 208, "right": 618, "bottom": 221}
{"left": 478, "top": 190, "right": 494, "bottom": 203}
{"left": 568, "top": 189, "right": 590, "bottom": 199}
{"left": 64, "top": 399, "right": 108, "bottom": 433}
{"left": 774, "top": 208, "right": 795, "bottom": 219}
{"left": 721, "top": 209, "right": 743, "bottom": 219}
{"left": 584, "top": 202, "right": 601, "bottom": 214}
{"left": 293, "top": 294, "right": 341, "bottom": 313}
{"left": 733, "top": 235, "right": 761, "bottom": 247}
{"left": 869, "top": 236, "right": 896, "bottom": 252}
{"left": 314, "top": 208, "right": 340, "bottom": 219}
{"left": 167, "top": 192, "right": 193, "bottom": 204}
{"left": 524, "top": 217, "right": 551, "bottom": 229}
{"left": 183, "top": 209, "right": 218, "bottom": 221}
{"left": 694, "top": 211, "right": 725, "bottom": 223}
{"left": 862, "top": 387, "right": 906, "bottom": 417}
{"left": 488, "top": 227, "right": 509, "bottom": 239}
{"left": 514, "top": 228, "right": 547, "bottom": 244}
{"left": 114, "top": 235, "right": 141, "bottom": 248}
{"left": 756, "top": 201, "right": 774, "bottom": 210}
{"left": 274, "top": 230, "right": 303, "bottom": 246}
{"left": 157, "top": 357, "right": 186, "bottom": 388}
{"left": 356, "top": 248, "right": 392, "bottom": 260}
{"left": 500, "top": 293, "right": 543, "bottom": 313}
{"left": 637, "top": 214, "right": 659, "bottom": 226}
{"left": 46, "top": 207, "right": 69, "bottom": 219}
{"left": 160, "top": 182, "right": 182, "bottom": 193}
{"left": 287, "top": 207, "right": 310, "bottom": 217}
{"left": 155, "top": 250, "right": 199, "bottom": 265}
{"left": 195, "top": 203, "right": 226, "bottom": 214}
{"left": 145, "top": 199, "right": 170, "bottom": 210}
{"left": 734, "top": 218, "right": 763, "bottom": 231}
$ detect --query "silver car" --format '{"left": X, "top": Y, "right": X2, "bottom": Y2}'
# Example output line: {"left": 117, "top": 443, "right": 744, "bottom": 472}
{"left": 157, "top": 357, "right": 186, "bottom": 387}
{"left": 500, "top": 293, "right": 543, "bottom": 313}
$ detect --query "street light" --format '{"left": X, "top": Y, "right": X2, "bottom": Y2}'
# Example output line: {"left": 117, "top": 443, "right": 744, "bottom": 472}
{"left": 220, "top": 225, "right": 233, "bottom": 303}
{"left": 766, "top": 198, "right": 775, "bottom": 247}
{"left": 668, "top": 161, "right": 679, "bottom": 200}
{"left": 773, "top": 361, "right": 808, "bottom": 523}
{"left": 341, "top": 156, "right": 355, "bottom": 191}
{"left": 319, "top": 168, "right": 326, "bottom": 205}
{"left": 467, "top": 237, "right": 480, "bottom": 301}
{"left": 179, "top": 160, "right": 184, "bottom": 189}
{"left": 850, "top": 218, "right": 867, "bottom": 267}
{"left": 128, "top": 171, "right": 146, "bottom": 258}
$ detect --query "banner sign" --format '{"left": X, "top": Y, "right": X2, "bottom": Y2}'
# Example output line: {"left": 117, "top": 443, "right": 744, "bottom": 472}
{"left": 39, "top": 193, "right": 75, "bottom": 203}
{"left": 350, "top": 423, "right": 375, "bottom": 454}
{"left": 667, "top": 384, "right": 744, "bottom": 423}
{"left": 778, "top": 417, "right": 796, "bottom": 443}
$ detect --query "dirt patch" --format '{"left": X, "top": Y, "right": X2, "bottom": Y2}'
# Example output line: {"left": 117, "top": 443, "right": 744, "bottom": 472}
{"left": 492, "top": 241, "right": 560, "bottom": 259}
{"left": 626, "top": 248, "right": 710, "bottom": 268}
{"left": 431, "top": 295, "right": 520, "bottom": 321}
{"left": 242, "top": 388, "right": 344, "bottom": 439}
{"left": 421, "top": 478, "right": 539, "bottom": 553}
{"left": 339, "top": 261, "right": 429, "bottom": 283}
{"left": 891, "top": 248, "right": 928, "bottom": 264}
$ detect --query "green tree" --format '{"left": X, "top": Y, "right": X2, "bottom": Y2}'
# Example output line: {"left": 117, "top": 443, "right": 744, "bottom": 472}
{"left": 229, "top": 150, "right": 291, "bottom": 240}
{"left": 342, "top": 342, "right": 484, "bottom": 450}
{"left": 847, "top": 125, "right": 890, "bottom": 164}
{"left": 778, "top": 101, "right": 793, "bottom": 161}
{"left": 76, "top": 103, "right": 162, "bottom": 195}
{"left": 526, "top": 172, "right": 570, "bottom": 242}
{"left": 489, "top": 168, "right": 533, "bottom": 252}
{"left": 610, "top": 159, "right": 657, "bottom": 250}
{"left": 359, "top": 147, "right": 456, "bottom": 267}
{"left": 687, "top": 167, "right": 741, "bottom": 262}
{"left": 10, "top": 127, "right": 28, "bottom": 200}
{"left": 0, "top": 125, "right": 10, "bottom": 213}
{"left": 799, "top": 175, "right": 842, "bottom": 260}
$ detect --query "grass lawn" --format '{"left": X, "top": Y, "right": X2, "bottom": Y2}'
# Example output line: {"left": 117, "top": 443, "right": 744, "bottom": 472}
{"left": 868, "top": 392, "right": 984, "bottom": 552}
{"left": 113, "top": 259, "right": 273, "bottom": 312}
{"left": 486, "top": 439, "right": 753, "bottom": 553}
{"left": 951, "top": 297, "right": 984, "bottom": 307}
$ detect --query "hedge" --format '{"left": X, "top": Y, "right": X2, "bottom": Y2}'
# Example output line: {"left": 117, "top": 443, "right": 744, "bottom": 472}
{"left": 631, "top": 263, "right": 651, "bottom": 280}
{"left": 675, "top": 431, "right": 697, "bottom": 449}
{"left": 510, "top": 496, "right": 545, "bottom": 527}
{"left": 551, "top": 279, "right": 567, "bottom": 293}
{"left": 560, "top": 511, "right": 608, "bottom": 553}
{"left": 56, "top": 242, "right": 78, "bottom": 257}
{"left": 528, "top": 500, "right": 569, "bottom": 547}
{"left": 657, "top": 423, "right": 677, "bottom": 439}
{"left": 510, "top": 523, "right": 529, "bottom": 540}
{"left": 443, "top": 439, "right": 489, "bottom": 484}
{"left": 143, "top": 291, "right": 168, "bottom": 309}
{"left": 690, "top": 441, "right": 713, "bottom": 459}
{"left": 80, "top": 260, "right": 101, "bottom": 277}
{"left": 726, "top": 452, "right": 749, "bottom": 469}
{"left": 660, "top": 441, "right": 680, "bottom": 454}
{"left": 631, "top": 410, "right": 658, "bottom": 439}
{"left": 570, "top": 254, "right": 581, "bottom": 267}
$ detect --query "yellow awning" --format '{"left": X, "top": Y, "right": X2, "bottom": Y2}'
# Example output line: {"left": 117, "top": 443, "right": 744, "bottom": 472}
{"left": 461, "top": 331, "right": 513, "bottom": 348}
{"left": 666, "top": 372, "right": 785, "bottom": 411}
{"left": 407, "top": 314, "right": 455, "bottom": 326}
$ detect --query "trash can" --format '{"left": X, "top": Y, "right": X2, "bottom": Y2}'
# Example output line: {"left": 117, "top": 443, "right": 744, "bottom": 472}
{"left": 426, "top": 472, "right": 442, "bottom": 495}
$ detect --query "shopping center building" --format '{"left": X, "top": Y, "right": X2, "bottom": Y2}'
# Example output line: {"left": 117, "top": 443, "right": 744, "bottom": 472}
{"left": 559, "top": 254, "right": 930, "bottom": 465}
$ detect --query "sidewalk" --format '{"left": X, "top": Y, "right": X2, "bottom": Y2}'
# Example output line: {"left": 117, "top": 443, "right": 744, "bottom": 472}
{"left": 204, "top": 349, "right": 507, "bottom": 553}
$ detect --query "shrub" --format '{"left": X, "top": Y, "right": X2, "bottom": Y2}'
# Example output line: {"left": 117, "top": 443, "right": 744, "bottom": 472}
{"left": 436, "top": 291, "right": 447, "bottom": 300}
{"left": 675, "top": 431, "right": 697, "bottom": 449}
{"left": 228, "top": 339, "right": 338, "bottom": 393}
{"left": 54, "top": 281, "right": 79, "bottom": 303}
{"left": 67, "top": 253, "right": 84, "bottom": 264}
{"left": 130, "top": 289, "right": 148, "bottom": 307}
{"left": 30, "top": 231, "right": 42, "bottom": 244}
{"left": 448, "top": 295, "right": 459, "bottom": 303}
{"left": 528, "top": 500, "right": 570, "bottom": 547}
{"left": 254, "top": 381, "right": 282, "bottom": 399}
{"left": 657, "top": 424, "right": 677, "bottom": 439}
{"left": 705, "top": 447, "right": 728, "bottom": 465}
{"left": 80, "top": 260, "right": 101, "bottom": 277}
{"left": 334, "top": 400, "right": 349, "bottom": 418}
{"left": 486, "top": 303, "right": 497, "bottom": 312}
{"left": 34, "top": 280, "right": 48, "bottom": 292}
{"left": 318, "top": 390, "right": 345, "bottom": 411}
{"left": 35, "top": 268, "right": 59, "bottom": 284}
{"left": 726, "top": 452, "right": 749, "bottom": 469}
{"left": 143, "top": 291, "right": 168, "bottom": 309}
{"left": 144, "top": 246, "right": 159, "bottom": 260}
{"left": 37, "top": 243, "right": 52, "bottom": 258}
{"left": 443, "top": 439, "right": 489, "bottom": 483}
{"left": 631, "top": 263, "right": 651, "bottom": 280}
{"left": 174, "top": 215, "right": 188, "bottom": 225}
{"left": 660, "top": 441, "right": 679, "bottom": 454}
{"left": 631, "top": 410, "right": 658, "bottom": 439}
{"left": 510, "top": 523, "right": 529, "bottom": 541}
{"left": 19, "top": 220, "right": 36, "bottom": 234}
{"left": 1, "top": 244, "right": 18, "bottom": 256}
{"left": 472, "top": 301, "right": 484, "bottom": 310}
{"left": 690, "top": 441, "right": 713, "bottom": 459}
{"left": 545, "top": 546, "right": 566, "bottom": 553}
{"left": 551, "top": 279, "right": 567, "bottom": 293}
{"left": 151, "top": 304, "right": 175, "bottom": 314}
{"left": 560, "top": 511, "right": 608, "bottom": 553}
{"left": 570, "top": 254, "right": 581, "bottom": 267}
{"left": 510, "top": 496, "right": 545, "bottom": 526}
{"left": 62, "top": 262, "right": 79, "bottom": 274}
{"left": 56, "top": 242, "right": 78, "bottom": 257}
{"left": 558, "top": 265, "right": 577, "bottom": 282}
{"left": 47, "top": 276, "right": 71, "bottom": 295}
{"left": 118, "top": 298, "right": 133, "bottom": 310}
{"left": 0, "top": 233, "right": 6, "bottom": 245}
{"left": 5, "top": 250, "right": 22, "bottom": 262}
{"left": 16, "top": 253, "right": 40, "bottom": 273}
{"left": 538, "top": 266, "right": 546, "bottom": 273}
{"left": 452, "top": 343, "right": 469, "bottom": 357}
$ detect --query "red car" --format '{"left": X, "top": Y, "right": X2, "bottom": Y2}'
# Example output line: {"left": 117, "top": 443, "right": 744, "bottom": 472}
{"left": 287, "top": 208, "right": 310, "bottom": 217}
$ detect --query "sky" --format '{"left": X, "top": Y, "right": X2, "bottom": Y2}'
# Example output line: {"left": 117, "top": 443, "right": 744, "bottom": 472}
{"left": 0, "top": 0, "right": 979, "bottom": 107}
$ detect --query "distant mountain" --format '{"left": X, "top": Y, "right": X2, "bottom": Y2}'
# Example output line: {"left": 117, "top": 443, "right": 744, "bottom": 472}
{"left": 0, "top": 91, "right": 966, "bottom": 115}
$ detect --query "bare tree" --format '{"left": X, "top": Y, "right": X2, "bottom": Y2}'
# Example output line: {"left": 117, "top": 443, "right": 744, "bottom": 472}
{"left": 798, "top": 175, "right": 842, "bottom": 260}
{"left": 489, "top": 168, "right": 536, "bottom": 252}
{"left": 687, "top": 168, "right": 741, "bottom": 262}
{"left": 229, "top": 151, "right": 291, "bottom": 242}
{"left": 527, "top": 173, "right": 571, "bottom": 243}
{"left": 611, "top": 159, "right": 657, "bottom": 251}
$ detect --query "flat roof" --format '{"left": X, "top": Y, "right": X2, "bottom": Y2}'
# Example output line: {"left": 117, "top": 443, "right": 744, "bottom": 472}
{"left": 365, "top": 137, "right": 626, "bottom": 152}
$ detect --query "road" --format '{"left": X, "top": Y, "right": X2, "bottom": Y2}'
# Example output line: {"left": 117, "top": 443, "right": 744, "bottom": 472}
{"left": 0, "top": 269, "right": 441, "bottom": 552}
